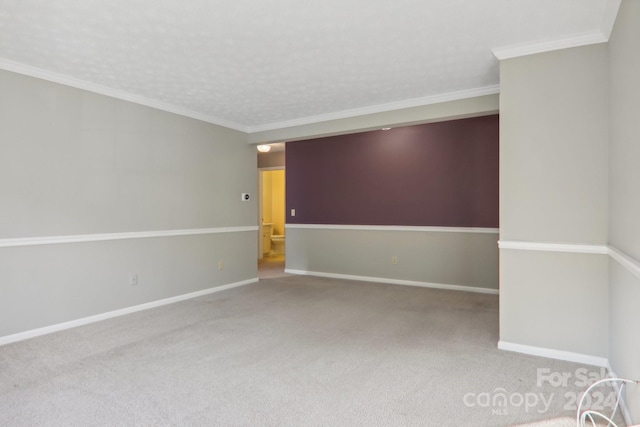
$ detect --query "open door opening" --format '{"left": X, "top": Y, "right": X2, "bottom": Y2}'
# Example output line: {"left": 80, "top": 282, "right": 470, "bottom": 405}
{"left": 258, "top": 168, "right": 287, "bottom": 279}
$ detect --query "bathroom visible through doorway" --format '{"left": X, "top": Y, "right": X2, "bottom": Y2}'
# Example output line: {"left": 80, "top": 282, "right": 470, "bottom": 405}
{"left": 259, "top": 168, "right": 287, "bottom": 279}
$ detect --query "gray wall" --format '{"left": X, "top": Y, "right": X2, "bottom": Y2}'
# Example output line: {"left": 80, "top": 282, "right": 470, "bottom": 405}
{"left": 286, "top": 227, "right": 499, "bottom": 291}
{"left": 500, "top": 1, "right": 640, "bottom": 421}
{"left": 0, "top": 70, "right": 257, "bottom": 338}
{"left": 257, "top": 150, "right": 285, "bottom": 169}
{"left": 500, "top": 250, "right": 608, "bottom": 355}
{"left": 279, "top": 103, "right": 501, "bottom": 293}
{"left": 499, "top": 43, "right": 610, "bottom": 357}
{"left": 609, "top": 0, "right": 640, "bottom": 420}
{"left": 609, "top": 0, "right": 640, "bottom": 260}
{"left": 499, "top": 45, "right": 609, "bottom": 245}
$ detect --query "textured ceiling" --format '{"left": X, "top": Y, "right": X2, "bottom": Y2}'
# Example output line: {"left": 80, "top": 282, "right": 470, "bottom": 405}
{"left": 0, "top": 0, "right": 614, "bottom": 132}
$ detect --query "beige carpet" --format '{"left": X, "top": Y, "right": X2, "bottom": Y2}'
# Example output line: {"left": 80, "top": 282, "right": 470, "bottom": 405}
{"left": 258, "top": 254, "right": 289, "bottom": 279}
{"left": 513, "top": 417, "right": 620, "bottom": 426}
{"left": 512, "top": 417, "right": 575, "bottom": 426}
{"left": 0, "top": 275, "right": 621, "bottom": 426}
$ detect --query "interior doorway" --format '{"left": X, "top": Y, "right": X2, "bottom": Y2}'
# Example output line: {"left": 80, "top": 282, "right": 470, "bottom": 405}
{"left": 258, "top": 167, "right": 287, "bottom": 278}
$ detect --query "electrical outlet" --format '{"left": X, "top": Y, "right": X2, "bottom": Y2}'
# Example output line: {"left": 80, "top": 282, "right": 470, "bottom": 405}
{"left": 218, "top": 260, "right": 224, "bottom": 270}
{"left": 392, "top": 256, "right": 398, "bottom": 265}
{"left": 130, "top": 273, "right": 138, "bottom": 285}
{"left": 291, "top": 208, "right": 296, "bottom": 217}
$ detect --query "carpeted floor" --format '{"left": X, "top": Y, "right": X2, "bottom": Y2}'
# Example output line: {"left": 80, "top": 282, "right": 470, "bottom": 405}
{"left": 0, "top": 275, "right": 620, "bottom": 426}
{"left": 258, "top": 254, "right": 289, "bottom": 279}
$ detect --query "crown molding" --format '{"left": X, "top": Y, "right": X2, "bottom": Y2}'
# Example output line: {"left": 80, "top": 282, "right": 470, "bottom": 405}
{"left": 0, "top": 59, "right": 249, "bottom": 133}
{"left": 0, "top": 0, "right": 622, "bottom": 134}
{"left": 246, "top": 85, "right": 501, "bottom": 133}
{"left": 493, "top": 0, "right": 622, "bottom": 60}
{"left": 492, "top": 31, "right": 608, "bottom": 60}
{"left": 1, "top": 57, "right": 498, "bottom": 135}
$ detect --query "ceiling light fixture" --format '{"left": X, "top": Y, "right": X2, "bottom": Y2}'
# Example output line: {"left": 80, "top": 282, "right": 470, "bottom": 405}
{"left": 382, "top": 127, "right": 391, "bottom": 131}
{"left": 257, "top": 145, "right": 271, "bottom": 153}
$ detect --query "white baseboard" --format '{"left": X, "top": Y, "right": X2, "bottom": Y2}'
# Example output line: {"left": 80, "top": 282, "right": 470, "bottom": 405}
{"left": 285, "top": 269, "right": 499, "bottom": 295}
{"left": 498, "top": 341, "right": 609, "bottom": 367}
{"left": 0, "top": 278, "right": 258, "bottom": 346}
{"left": 606, "top": 364, "right": 635, "bottom": 427}
{"left": 499, "top": 344, "right": 636, "bottom": 424}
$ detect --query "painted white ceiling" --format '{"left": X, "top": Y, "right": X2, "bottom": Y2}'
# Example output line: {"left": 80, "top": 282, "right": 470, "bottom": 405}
{"left": 0, "top": 0, "right": 617, "bottom": 132}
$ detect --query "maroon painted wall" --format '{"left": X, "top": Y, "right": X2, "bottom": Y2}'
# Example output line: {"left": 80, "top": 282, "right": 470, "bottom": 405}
{"left": 285, "top": 115, "right": 499, "bottom": 227}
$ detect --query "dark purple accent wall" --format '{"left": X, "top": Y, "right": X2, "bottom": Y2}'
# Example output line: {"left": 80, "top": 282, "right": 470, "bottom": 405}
{"left": 285, "top": 115, "right": 499, "bottom": 227}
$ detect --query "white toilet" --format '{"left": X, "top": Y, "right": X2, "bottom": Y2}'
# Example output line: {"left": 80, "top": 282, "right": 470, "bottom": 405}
{"left": 270, "top": 234, "right": 285, "bottom": 255}
{"left": 262, "top": 223, "right": 285, "bottom": 256}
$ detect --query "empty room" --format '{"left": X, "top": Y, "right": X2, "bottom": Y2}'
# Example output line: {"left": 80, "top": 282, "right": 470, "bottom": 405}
{"left": 1, "top": 1, "right": 639, "bottom": 426}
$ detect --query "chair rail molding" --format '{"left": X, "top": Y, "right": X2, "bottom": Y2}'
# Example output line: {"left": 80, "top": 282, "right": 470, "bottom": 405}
{"left": 499, "top": 240, "right": 640, "bottom": 280}
{"left": 287, "top": 224, "right": 499, "bottom": 234}
{"left": 0, "top": 226, "right": 258, "bottom": 248}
